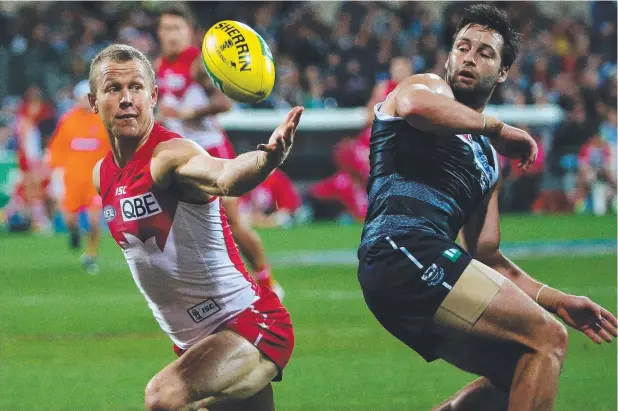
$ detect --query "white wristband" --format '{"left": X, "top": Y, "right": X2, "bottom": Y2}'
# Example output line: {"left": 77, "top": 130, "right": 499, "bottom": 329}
{"left": 535, "top": 284, "right": 548, "bottom": 303}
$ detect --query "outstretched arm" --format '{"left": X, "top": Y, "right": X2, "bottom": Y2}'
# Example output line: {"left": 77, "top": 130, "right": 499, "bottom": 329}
{"left": 393, "top": 74, "right": 537, "bottom": 169}
{"left": 393, "top": 74, "right": 497, "bottom": 136}
{"left": 152, "top": 107, "right": 303, "bottom": 198}
{"left": 460, "top": 177, "right": 618, "bottom": 344}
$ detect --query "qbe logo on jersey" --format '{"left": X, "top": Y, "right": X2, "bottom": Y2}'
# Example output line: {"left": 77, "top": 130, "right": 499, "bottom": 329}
{"left": 120, "top": 192, "right": 162, "bottom": 222}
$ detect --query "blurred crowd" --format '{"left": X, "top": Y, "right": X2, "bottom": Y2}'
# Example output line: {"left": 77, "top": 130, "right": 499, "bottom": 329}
{"left": 0, "top": 1, "right": 616, "bottom": 231}
{"left": 0, "top": 2, "right": 616, "bottom": 110}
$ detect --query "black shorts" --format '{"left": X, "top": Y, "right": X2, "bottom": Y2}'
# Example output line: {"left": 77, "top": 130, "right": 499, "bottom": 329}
{"left": 357, "top": 231, "right": 472, "bottom": 362}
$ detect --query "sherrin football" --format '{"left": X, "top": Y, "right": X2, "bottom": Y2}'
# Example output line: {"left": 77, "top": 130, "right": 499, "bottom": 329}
{"left": 201, "top": 20, "right": 275, "bottom": 104}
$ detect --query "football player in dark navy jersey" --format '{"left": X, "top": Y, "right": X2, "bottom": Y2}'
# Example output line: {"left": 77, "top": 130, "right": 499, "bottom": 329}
{"left": 357, "top": 5, "right": 617, "bottom": 410}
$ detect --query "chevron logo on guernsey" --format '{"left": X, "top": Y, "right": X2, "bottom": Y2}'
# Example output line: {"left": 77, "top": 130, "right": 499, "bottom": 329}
{"left": 442, "top": 248, "right": 462, "bottom": 262}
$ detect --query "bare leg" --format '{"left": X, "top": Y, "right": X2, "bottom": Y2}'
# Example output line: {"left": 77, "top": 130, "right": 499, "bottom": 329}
{"left": 222, "top": 197, "right": 268, "bottom": 272}
{"left": 63, "top": 211, "right": 80, "bottom": 249}
{"left": 145, "top": 330, "right": 278, "bottom": 411}
{"left": 432, "top": 377, "right": 507, "bottom": 411}
{"left": 190, "top": 384, "right": 274, "bottom": 411}
{"left": 85, "top": 207, "right": 101, "bottom": 258}
{"left": 432, "top": 261, "right": 568, "bottom": 411}
{"left": 431, "top": 334, "right": 519, "bottom": 411}
{"left": 221, "top": 197, "right": 283, "bottom": 299}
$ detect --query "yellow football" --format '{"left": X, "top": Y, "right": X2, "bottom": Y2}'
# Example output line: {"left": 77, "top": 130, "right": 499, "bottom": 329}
{"left": 201, "top": 20, "right": 275, "bottom": 104}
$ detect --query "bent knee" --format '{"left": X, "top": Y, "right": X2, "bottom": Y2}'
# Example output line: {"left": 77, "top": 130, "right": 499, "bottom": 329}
{"left": 145, "top": 374, "right": 190, "bottom": 411}
{"left": 531, "top": 316, "right": 569, "bottom": 361}
{"left": 226, "top": 366, "right": 278, "bottom": 400}
{"left": 547, "top": 319, "right": 569, "bottom": 360}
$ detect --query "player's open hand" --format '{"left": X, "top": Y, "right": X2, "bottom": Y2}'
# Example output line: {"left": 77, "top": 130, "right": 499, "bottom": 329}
{"left": 555, "top": 295, "right": 618, "bottom": 344}
{"left": 492, "top": 124, "right": 538, "bottom": 171}
{"left": 258, "top": 106, "right": 304, "bottom": 167}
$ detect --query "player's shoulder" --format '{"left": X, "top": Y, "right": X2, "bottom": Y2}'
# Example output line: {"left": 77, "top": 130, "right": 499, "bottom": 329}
{"left": 150, "top": 134, "right": 205, "bottom": 189}
{"left": 398, "top": 73, "right": 454, "bottom": 98}
{"left": 152, "top": 132, "right": 202, "bottom": 168}
{"left": 185, "top": 46, "right": 201, "bottom": 60}
{"left": 92, "top": 157, "right": 105, "bottom": 194}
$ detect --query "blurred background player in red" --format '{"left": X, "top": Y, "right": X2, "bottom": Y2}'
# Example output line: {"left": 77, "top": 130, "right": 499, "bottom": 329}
{"left": 306, "top": 57, "right": 412, "bottom": 222}
{"left": 155, "top": 5, "right": 283, "bottom": 298}
{"left": 364, "top": 56, "right": 415, "bottom": 131}
{"left": 239, "top": 169, "right": 302, "bottom": 230}
{"left": 9, "top": 84, "right": 57, "bottom": 233}
{"left": 306, "top": 138, "right": 369, "bottom": 223}
{"left": 499, "top": 125, "right": 546, "bottom": 213}
{"left": 574, "top": 132, "right": 617, "bottom": 215}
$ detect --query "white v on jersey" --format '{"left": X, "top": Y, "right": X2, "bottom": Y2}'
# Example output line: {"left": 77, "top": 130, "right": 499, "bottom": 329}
{"left": 100, "top": 124, "right": 257, "bottom": 350}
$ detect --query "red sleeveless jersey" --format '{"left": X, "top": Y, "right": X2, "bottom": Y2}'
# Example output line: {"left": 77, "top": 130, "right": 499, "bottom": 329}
{"left": 157, "top": 46, "right": 201, "bottom": 100}
{"left": 99, "top": 123, "right": 181, "bottom": 251}
{"left": 382, "top": 79, "right": 398, "bottom": 100}
{"left": 156, "top": 47, "right": 231, "bottom": 155}
{"left": 99, "top": 122, "right": 258, "bottom": 350}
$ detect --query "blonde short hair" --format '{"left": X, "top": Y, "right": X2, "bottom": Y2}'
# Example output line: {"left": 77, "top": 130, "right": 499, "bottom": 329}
{"left": 89, "top": 44, "right": 156, "bottom": 93}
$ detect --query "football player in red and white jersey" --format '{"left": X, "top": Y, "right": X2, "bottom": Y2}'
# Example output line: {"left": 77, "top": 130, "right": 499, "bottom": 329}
{"left": 307, "top": 57, "right": 412, "bottom": 222}
{"left": 364, "top": 57, "right": 413, "bottom": 129}
{"left": 155, "top": 5, "right": 283, "bottom": 299}
{"left": 89, "top": 43, "right": 302, "bottom": 411}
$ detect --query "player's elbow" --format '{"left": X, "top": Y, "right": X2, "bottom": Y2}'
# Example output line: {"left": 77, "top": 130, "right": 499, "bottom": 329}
{"left": 395, "top": 91, "right": 436, "bottom": 129}
{"left": 474, "top": 245, "right": 503, "bottom": 268}
{"left": 212, "top": 173, "right": 235, "bottom": 197}
{"left": 213, "top": 169, "right": 247, "bottom": 198}
{"left": 395, "top": 93, "right": 424, "bottom": 119}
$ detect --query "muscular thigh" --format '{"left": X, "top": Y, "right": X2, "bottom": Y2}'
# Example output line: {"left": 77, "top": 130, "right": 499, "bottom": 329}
{"left": 211, "top": 384, "right": 274, "bottom": 411}
{"left": 431, "top": 259, "right": 562, "bottom": 384}
{"left": 148, "top": 330, "right": 278, "bottom": 409}
{"left": 434, "top": 260, "right": 559, "bottom": 349}
{"left": 434, "top": 332, "right": 524, "bottom": 392}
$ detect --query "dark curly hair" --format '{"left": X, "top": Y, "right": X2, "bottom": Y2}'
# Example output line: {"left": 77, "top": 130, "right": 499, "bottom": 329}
{"left": 453, "top": 4, "right": 522, "bottom": 69}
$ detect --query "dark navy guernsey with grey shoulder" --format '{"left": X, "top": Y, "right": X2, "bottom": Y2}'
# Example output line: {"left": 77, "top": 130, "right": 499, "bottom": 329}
{"left": 360, "top": 100, "right": 500, "bottom": 248}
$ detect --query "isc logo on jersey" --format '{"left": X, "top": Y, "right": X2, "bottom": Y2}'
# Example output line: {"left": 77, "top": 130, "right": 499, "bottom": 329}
{"left": 120, "top": 192, "right": 162, "bottom": 222}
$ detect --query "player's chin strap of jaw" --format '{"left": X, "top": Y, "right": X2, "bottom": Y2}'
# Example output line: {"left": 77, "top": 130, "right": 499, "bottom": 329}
{"left": 535, "top": 284, "right": 566, "bottom": 314}
{"left": 481, "top": 114, "right": 505, "bottom": 139}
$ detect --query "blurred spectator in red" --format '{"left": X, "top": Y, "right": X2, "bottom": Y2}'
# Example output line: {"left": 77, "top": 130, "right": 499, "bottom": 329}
{"left": 239, "top": 169, "right": 302, "bottom": 228}
{"left": 16, "top": 84, "right": 55, "bottom": 137}
{"left": 574, "top": 133, "right": 617, "bottom": 215}
{"left": 306, "top": 169, "right": 368, "bottom": 223}
{"left": 500, "top": 126, "right": 546, "bottom": 212}
{"left": 307, "top": 56, "right": 411, "bottom": 222}
{"left": 365, "top": 56, "right": 413, "bottom": 127}
{"left": 599, "top": 109, "right": 617, "bottom": 177}
{"left": 11, "top": 83, "right": 56, "bottom": 232}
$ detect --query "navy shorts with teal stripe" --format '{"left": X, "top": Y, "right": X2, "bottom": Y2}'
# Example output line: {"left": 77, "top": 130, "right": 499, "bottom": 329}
{"left": 357, "top": 230, "right": 472, "bottom": 361}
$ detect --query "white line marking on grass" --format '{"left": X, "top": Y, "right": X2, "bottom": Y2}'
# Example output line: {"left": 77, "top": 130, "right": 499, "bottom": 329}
{"left": 267, "top": 240, "right": 616, "bottom": 267}
{"left": 297, "top": 287, "right": 616, "bottom": 301}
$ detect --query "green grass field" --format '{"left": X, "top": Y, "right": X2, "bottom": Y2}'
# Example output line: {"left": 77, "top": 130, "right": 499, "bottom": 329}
{"left": 1, "top": 215, "right": 616, "bottom": 411}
